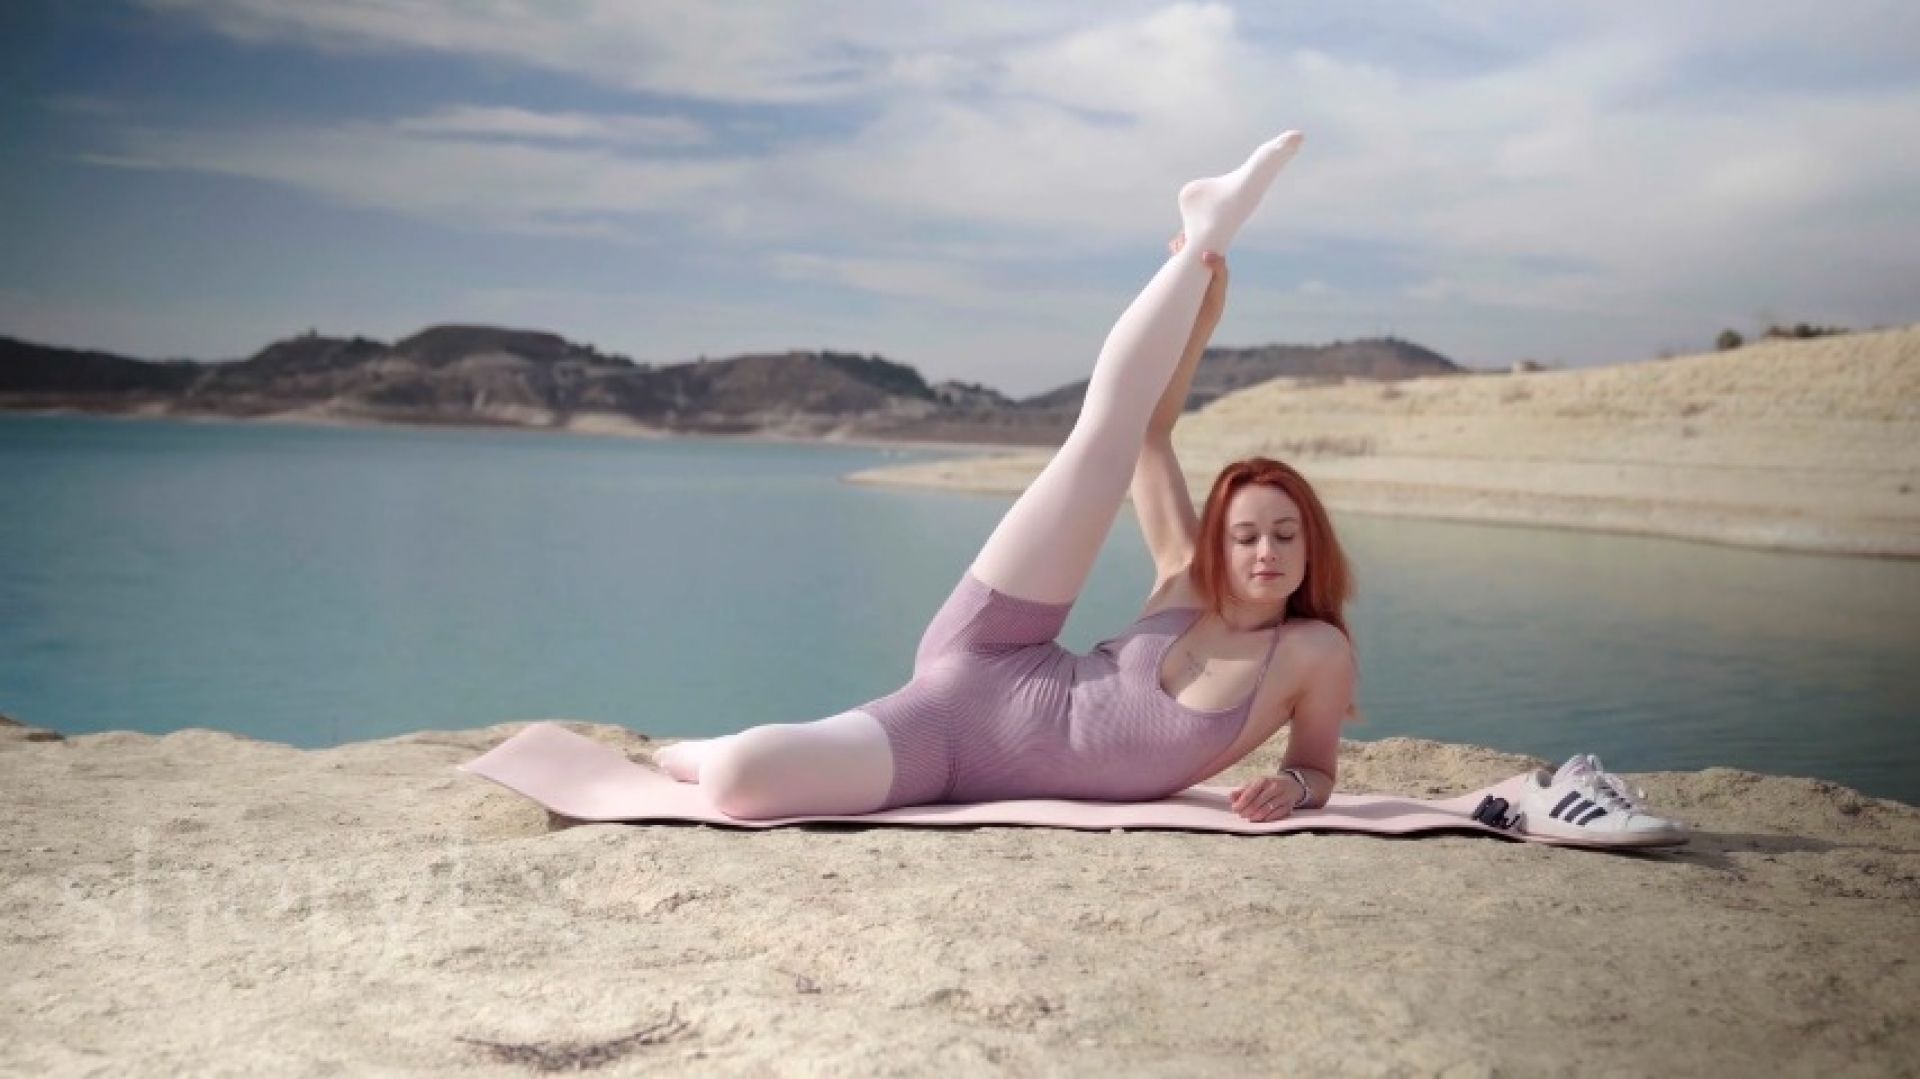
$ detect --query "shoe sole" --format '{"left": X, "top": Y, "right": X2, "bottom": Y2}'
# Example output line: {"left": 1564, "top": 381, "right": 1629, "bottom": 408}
{"left": 1519, "top": 813, "right": 1690, "bottom": 849}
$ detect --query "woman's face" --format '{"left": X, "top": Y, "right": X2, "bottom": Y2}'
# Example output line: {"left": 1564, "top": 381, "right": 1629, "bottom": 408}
{"left": 1222, "top": 484, "right": 1307, "bottom": 606}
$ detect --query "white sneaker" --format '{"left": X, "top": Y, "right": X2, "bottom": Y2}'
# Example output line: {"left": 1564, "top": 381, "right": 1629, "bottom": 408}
{"left": 1516, "top": 753, "right": 1690, "bottom": 847}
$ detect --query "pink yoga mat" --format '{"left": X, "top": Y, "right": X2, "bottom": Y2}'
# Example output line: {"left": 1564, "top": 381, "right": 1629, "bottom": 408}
{"left": 457, "top": 722, "right": 1660, "bottom": 849}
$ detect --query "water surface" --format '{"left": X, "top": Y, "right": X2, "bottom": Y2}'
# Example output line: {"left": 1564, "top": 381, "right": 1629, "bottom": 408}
{"left": 3, "top": 413, "right": 1914, "bottom": 805}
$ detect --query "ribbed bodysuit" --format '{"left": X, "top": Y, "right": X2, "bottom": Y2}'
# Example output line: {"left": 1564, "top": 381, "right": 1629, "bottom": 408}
{"left": 858, "top": 571, "right": 1283, "bottom": 808}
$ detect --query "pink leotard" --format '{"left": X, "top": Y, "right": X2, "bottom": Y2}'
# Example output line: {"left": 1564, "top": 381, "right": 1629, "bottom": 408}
{"left": 858, "top": 571, "right": 1283, "bottom": 807}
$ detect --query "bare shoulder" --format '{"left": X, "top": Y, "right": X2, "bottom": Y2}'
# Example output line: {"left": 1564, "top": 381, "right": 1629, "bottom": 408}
{"left": 1278, "top": 619, "right": 1355, "bottom": 683}
{"left": 1281, "top": 618, "right": 1350, "bottom": 659}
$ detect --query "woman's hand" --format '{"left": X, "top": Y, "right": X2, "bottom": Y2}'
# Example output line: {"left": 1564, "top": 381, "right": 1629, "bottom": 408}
{"left": 1169, "top": 231, "right": 1228, "bottom": 323}
{"left": 1229, "top": 773, "right": 1305, "bottom": 823}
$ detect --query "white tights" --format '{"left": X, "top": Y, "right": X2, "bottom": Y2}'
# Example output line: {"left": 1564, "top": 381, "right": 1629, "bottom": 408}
{"left": 657, "top": 132, "right": 1305, "bottom": 818}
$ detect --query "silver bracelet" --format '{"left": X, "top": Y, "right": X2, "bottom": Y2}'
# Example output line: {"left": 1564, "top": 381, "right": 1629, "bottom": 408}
{"left": 1281, "top": 767, "right": 1313, "bottom": 809}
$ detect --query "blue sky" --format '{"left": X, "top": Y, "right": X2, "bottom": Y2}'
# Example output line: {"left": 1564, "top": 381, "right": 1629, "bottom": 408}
{"left": 3, "top": 1, "right": 1917, "bottom": 396}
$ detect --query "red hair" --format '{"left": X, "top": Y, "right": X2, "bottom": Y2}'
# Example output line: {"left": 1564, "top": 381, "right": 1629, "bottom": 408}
{"left": 1190, "top": 457, "right": 1360, "bottom": 722}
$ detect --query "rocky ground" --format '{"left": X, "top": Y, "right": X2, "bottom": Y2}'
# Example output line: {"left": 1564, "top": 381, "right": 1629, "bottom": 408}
{"left": 3, "top": 713, "right": 1914, "bottom": 1076}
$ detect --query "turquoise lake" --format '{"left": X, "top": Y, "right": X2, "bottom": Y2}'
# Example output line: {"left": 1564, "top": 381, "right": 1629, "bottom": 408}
{"left": 2, "top": 413, "right": 1915, "bottom": 805}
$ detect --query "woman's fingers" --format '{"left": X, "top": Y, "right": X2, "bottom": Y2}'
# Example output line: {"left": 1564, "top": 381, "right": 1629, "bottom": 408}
{"left": 1200, "top": 252, "right": 1228, "bottom": 289}
{"left": 1255, "top": 779, "right": 1296, "bottom": 822}
{"left": 1232, "top": 777, "right": 1285, "bottom": 820}
{"left": 1245, "top": 779, "right": 1291, "bottom": 822}
{"left": 1171, "top": 232, "right": 1230, "bottom": 283}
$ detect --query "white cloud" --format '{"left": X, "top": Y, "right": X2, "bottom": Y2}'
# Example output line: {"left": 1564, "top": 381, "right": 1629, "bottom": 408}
{"left": 46, "top": 1, "right": 1920, "bottom": 382}
{"left": 393, "top": 106, "right": 710, "bottom": 147}
{"left": 766, "top": 253, "right": 1011, "bottom": 309}
{"left": 998, "top": 4, "right": 1247, "bottom": 123}
{"left": 135, "top": 0, "right": 1158, "bottom": 103}
{"left": 84, "top": 117, "right": 752, "bottom": 238}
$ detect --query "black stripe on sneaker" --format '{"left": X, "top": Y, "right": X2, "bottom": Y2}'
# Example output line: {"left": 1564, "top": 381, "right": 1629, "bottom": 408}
{"left": 1551, "top": 792, "right": 1588, "bottom": 820}
{"left": 1575, "top": 804, "right": 1609, "bottom": 825}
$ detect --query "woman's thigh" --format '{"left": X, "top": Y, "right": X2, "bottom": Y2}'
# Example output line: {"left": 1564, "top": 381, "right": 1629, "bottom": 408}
{"left": 965, "top": 432, "right": 1134, "bottom": 607}
{"left": 913, "top": 570, "right": 1072, "bottom": 673}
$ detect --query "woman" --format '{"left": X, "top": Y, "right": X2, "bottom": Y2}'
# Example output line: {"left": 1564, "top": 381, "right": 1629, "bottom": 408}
{"left": 655, "top": 130, "right": 1356, "bottom": 825}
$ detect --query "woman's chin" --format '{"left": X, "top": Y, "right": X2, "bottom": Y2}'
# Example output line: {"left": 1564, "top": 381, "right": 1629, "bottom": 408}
{"left": 1236, "top": 578, "right": 1294, "bottom": 602}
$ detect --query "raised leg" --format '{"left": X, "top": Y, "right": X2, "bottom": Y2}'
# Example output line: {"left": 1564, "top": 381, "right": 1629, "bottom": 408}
{"left": 968, "top": 131, "right": 1302, "bottom": 605}
{"left": 688, "top": 710, "right": 895, "bottom": 819}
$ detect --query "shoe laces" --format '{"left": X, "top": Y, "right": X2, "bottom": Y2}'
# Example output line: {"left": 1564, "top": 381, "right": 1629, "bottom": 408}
{"left": 1579, "top": 754, "right": 1650, "bottom": 815}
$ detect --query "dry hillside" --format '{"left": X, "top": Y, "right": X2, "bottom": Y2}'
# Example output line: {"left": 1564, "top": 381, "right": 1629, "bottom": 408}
{"left": 851, "top": 326, "right": 1920, "bottom": 558}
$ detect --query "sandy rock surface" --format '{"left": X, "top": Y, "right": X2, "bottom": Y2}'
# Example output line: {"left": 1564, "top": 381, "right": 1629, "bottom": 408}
{"left": 849, "top": 327, "right": 1920, "bottom": 558}
{"left": 3, "top": 713, "right": 1915, "bottom": 1076}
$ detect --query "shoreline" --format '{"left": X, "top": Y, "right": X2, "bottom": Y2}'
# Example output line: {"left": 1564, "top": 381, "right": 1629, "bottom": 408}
{"left": 0, "top": 403, "right": 1031, "bottom": 459}
{"left": 847, "top": 454, "right": 1920, "bottom": 560}
{"left": 7, "top": 402, "right": 1914, "bottom": 560}
{"left": 851, "top": 327, "right": 1920, "bottom": 561}
{"left": 10, "top": 316, "right": 1918, "bottom": 565}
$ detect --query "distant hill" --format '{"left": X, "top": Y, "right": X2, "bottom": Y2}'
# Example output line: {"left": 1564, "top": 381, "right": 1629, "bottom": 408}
{"left": 1018, "top": 336, "right": 1465, "bottom": 412}
{"left": 0, "top": 325, "right": 1466, "bottom": 446}
{"left": 0, "top": 339, "right": 203, "bottom": 396}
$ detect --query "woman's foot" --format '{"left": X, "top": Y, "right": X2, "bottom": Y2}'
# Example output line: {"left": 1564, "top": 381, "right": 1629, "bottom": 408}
{"left": 654, "top": 740, "right": 705, "bottom": 783}
{"left": 1177, "top": 130, "right": 1304, "bottom": 254}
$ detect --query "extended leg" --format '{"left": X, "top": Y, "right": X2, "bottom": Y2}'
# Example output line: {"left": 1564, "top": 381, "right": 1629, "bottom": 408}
{"left": 969, "top": 131, "right": 1302, "bottom": 605}
{"left": 687, "top": 710, "right": 896, "bottom": 819}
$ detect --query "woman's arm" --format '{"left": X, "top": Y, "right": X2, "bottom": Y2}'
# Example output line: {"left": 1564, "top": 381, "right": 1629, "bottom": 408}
{"left": 1131, "top": 437, "right": 1199, "bottom": 586}
{"left": 1147, "top": 235, "right": 1225, "bottom": 433}
{"left": 1278, "top": 626, "right": 1356, "bottom": 808}
{"left": 1130, "top": 235, "right": 1226, "bottom": 584}
{"left": 1230, "top": 625, "right": 1355, "bottom": 821}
